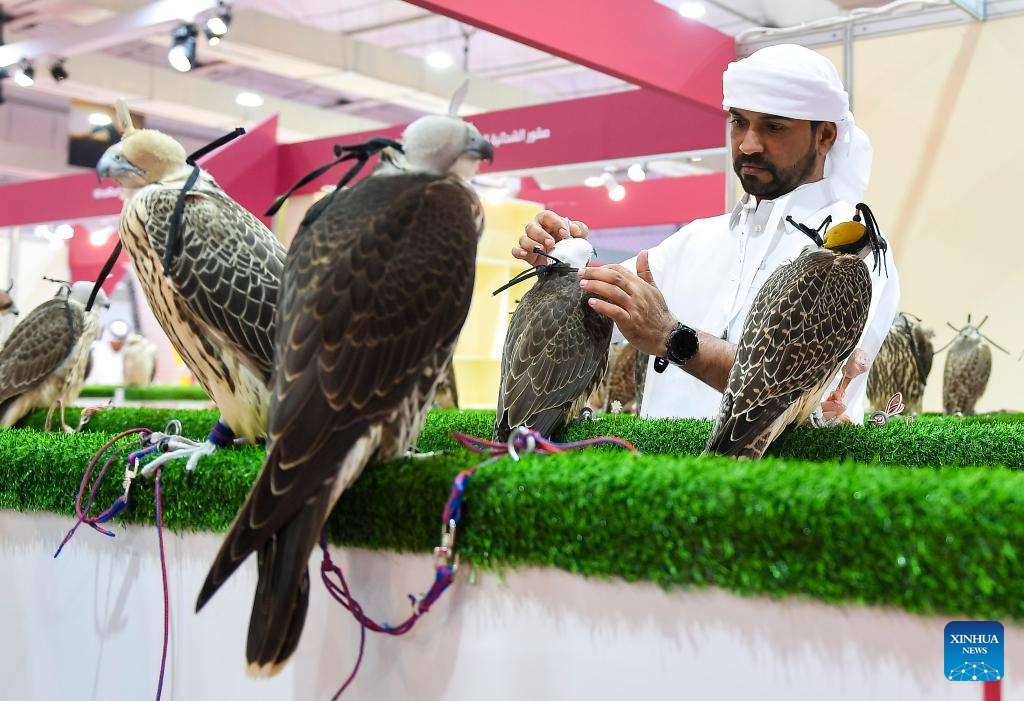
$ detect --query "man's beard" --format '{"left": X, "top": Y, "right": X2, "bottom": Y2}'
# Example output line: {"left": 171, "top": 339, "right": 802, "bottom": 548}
{"left": 734, "top": 142, "right": 818, "bottom": 200}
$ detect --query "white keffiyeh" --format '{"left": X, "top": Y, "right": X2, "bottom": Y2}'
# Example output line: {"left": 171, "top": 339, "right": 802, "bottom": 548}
{"left": 722, "top": 44, "right": 872, "bottom": 204}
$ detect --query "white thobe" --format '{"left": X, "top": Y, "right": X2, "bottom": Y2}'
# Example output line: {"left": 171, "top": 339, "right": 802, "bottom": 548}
{"left": 619, "top": 177, "right": 900, "bottom": 424}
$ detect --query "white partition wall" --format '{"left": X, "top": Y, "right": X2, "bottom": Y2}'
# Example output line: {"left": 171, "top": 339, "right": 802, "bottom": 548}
{"left": 1, "top": 510, "right": 1019, "bottom": 701}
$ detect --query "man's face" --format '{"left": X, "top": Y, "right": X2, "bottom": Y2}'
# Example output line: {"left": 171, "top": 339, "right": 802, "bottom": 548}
{"left": 729, "top": 108, "right": 830, "bottom": 200}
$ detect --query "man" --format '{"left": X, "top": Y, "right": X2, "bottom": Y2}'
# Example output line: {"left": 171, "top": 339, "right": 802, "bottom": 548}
{"left": 84, "top": 318, "right": 129, "bottom": 385}
{"left": 513, "top": 44, "right": 900, "bottom": 423}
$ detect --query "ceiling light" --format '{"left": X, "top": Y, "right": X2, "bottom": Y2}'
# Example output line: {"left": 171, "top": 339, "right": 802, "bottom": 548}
{"left": 49, "top": 59, "right": 68, "bottom": 82}
{"left": 484, "top": 187, "right": 508, "bottom": 206}
{"left": 168, "top": 24, "right": 198, "bottom": 73}
{"left": 236, "top": 91, "right": 264, "bottom": 107}
{"left": 13, "top": 60, "right": 34, "bottom": 87}
{"left": 426, "top": 51, "right": 454, "bottom": 69}
{"left": 607, "top": 184, "right": 626, "bottom": 202}
{"left": 204, "top": 2, "right": 232, "bottom": 45}
{"left": 54, "top": 223, "right": 75, "bottom": 240}
{"left": 89, "top": 227, "right": 114, "bottom": 247}
{"left": 627, "top": 163, "right": 646, "bottom": 182}
{"left": 584, "top": 175, "right": 605, "bottom": 188}
{"left": 88, "top": 112, "right": 113, "bottom": 127}
{"left": 690, "top": 156, "right": 703, "bottom": 163}
{"left": 678, "top": 2, "right": 707, "bottom": 19}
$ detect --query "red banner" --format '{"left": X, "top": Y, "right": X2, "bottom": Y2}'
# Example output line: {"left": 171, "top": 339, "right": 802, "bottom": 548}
{"left": 277, "top": 90, "right": 726, "bottom": 197}
{"left": 404, "top": 0, "right": 734, "bottom": 110}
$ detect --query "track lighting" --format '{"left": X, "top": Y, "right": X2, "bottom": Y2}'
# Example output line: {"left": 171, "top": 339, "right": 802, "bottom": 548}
{"left": 204, "top": 2, "right": 231, "bottom": 46}
{"left": 168, "top": 23, "right": 198, "bottom": 73}
{"left": 13, "top": 59, "right": 34, "bottom": 87}
{"left": 50, "top": 59, "right": 68, "bottom": 82}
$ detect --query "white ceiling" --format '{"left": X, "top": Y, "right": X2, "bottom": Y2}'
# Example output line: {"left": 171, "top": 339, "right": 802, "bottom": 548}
{"left": 0, "top": 0, "right": 1005, "bottom": 187}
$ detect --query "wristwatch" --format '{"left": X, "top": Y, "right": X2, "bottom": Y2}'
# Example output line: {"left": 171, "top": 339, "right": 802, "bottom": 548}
{"left": 654, "top": 323, "right": 700, "bottom": 373}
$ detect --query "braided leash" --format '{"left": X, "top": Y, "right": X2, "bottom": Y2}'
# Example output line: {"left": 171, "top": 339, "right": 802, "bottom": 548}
{"left": 320, "top": 426, "right": 639, "bottom": 699}
{"left": 54, "top": 421, "right": 199, "bottom": 701}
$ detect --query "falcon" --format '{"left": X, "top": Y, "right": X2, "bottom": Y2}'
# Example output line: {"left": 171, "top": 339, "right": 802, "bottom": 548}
{"left": 866, "top": 313, "right": 934, "bottom": 414}
{"left": 0, "top": 281, "right": 108, "bottom": 431}
{"left": 706, "top": 205, "right": 888, "bottom": 459}
{"left": 122, "top": 333, "right": 158, "bottom": 387}
{"left": 96, "top": 100, "right": 285, "bottom": 471}
{"left": 493, "top": 237, "right": 614, "bottom": 441}
{"left": 195, "top": 112, "right": 493, "bottom": 675}
{"left": 943, "top": 316, "right": 1000, "bottom": 415}
{"left": 0, "top": 282, "right": 18, "bottom": 350}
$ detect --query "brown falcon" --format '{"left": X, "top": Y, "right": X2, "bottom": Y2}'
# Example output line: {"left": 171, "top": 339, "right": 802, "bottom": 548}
{"left": 96, "top": 100, "right": 284, "bottom": 471}
{"left": 866, "top": 313, "right": 934, "bottom": 414}
{"left": 433, "top": 360, "right": 460, "bottom": 409}
{"left": 494, "top": 237, "right": 614, "bottom": 441}
{"left": 0, "top": 281, "right": 108, "bottom": 431}
{"left": 706, "top": 206, "right": 887, "bottom": 459}
{"left": 943, "top": 317, "right": 999, "bottom": 415}
{"left": 195, "top": 114, "right": 493, "bottom": 675}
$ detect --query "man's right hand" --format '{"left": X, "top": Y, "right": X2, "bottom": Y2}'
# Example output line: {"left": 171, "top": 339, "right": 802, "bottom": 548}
{"left": 513, "top": 209, "right": 589, "bottom": 266}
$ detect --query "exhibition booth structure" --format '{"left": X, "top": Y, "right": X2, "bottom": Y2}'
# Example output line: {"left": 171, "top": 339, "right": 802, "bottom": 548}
{"left": 2, "top": 2, "right": 1024, "bottom": 700}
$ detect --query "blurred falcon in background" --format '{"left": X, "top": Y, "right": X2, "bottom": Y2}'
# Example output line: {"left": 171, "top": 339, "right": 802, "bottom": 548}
{"left": 943, "top": 316, "right": 1000, "bottom": 415}
{"left": 706, "top": 206, "right": 888, "bottom": 459}
{"left": 195, "top": 111, "right": 493, "bottom": 675}
{"left": 96, "top": 99, "right": 284, "bottom": 471}
{"left": 494, "top": 236, "right": 614, "bottom": 441}
{"left": 0, "top": 281, "right": 108, "bottom": 431}
{"left": 866, "top": 312, "right": 934, "bottom": 414}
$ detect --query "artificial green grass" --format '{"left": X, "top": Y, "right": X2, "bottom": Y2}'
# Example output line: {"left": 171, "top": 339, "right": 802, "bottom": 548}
{"left": 78, "top": 385, "right": 211, "bottom": 401}
{"left": 1, "top": 421, "right": 1022, "bottom": 621}
{"left": 17, "top": 407, "right": 1024, "bottom": 468}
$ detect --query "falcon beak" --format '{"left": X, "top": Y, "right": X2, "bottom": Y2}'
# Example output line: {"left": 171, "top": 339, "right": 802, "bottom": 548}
{"left": 96, "top": 146, "right": 145, "bottom": 183}
{"left": 466, "top": 134, "right": 494, "bottom": 164}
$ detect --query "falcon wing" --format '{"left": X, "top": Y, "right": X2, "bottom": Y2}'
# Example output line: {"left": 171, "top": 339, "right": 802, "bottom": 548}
{"left": 129, "top": 184, "right": 284, "bottom": 382}
{"left": 198, "top": 171, "right": 481, "bottom": 598}
{"left": 910, "top": 322, "right": 934, "bottom": 385}
{"left": 495, "top": 274, "right": 613, "bottom": 440}
{"left": 0, "top": 298, "right": 81, "bottom": 406}
{"left": 707, "top": 250, "right": 871, "bottom": 454}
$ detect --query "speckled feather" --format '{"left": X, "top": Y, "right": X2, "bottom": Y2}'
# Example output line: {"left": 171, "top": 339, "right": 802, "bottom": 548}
{"left": 119, "top": 176, "right": 285, "bottom": 439}
{"left": 867, "top": 314, "right": 934, "bottom": 414}
{"left": 943, "top": 334, "right": 991, "bottom": 415}
{"left": 494, "top": 270, "right": 613, "bottom": 441}
{"left": 706, "top": 248, "right": 871, "bottom": 459}
{"left": 196, "top": 170, "right": 483, "bottom": 672}
{"left": 0, "top": 297, "right": 99, "bottom": 427}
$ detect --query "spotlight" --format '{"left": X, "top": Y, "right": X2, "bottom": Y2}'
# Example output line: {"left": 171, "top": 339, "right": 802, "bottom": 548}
{"left": 584, "top": 175, "right": 605, "bottom": 188}
{"left": 168, "top": 23, "right": 198, "bottom": 73}
{"left": 235, "top": 91, "right": 264, "bottom": 107}
{"left": 89, "top": 112, "right": 113, "bottom": 127}
{"left": 426, "top": 51, "right": 453, "bottom": 69}
{"left": 13, "top": 60, "right": 34, "bottom": 87}
{"left": 627, "top": 163, "right": 646, "bottom": 182}
{"left": 204, "top": 2, "right": 231, "bottom": 46}
{"left": 604, "top": 175, "right": 625, "bottom": 201}
{"left": 678, "top": 2, "right": 707, "bottom": 19}
{"left": 50, "top": 59, "right": 68, "bottom": 82}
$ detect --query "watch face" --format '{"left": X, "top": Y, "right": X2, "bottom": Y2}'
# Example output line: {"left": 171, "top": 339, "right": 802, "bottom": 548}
{"left": 669, "top": 325, "right": 699, "bottom": 365}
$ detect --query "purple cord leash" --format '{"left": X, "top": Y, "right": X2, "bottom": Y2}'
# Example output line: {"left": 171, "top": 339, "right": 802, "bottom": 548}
{"left": 55, "top": 422, "right": 192, "bottom": 701}
{"left": 320, "top": 427, "right": 639, "bottom": 698}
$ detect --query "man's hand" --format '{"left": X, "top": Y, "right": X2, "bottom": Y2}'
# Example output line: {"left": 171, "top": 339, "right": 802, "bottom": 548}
{"left": 513, "top": 209, "right": 589, "bottom": 266}
{"left": 577, "top": 250, "right": 676, "bottom": 357}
